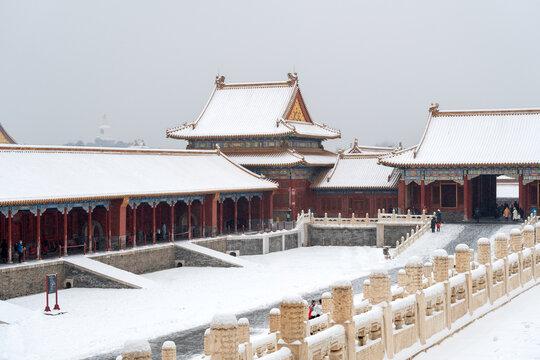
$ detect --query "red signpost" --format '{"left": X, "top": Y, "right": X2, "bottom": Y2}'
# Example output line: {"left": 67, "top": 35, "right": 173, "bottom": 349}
{"left": 44, "top": 274, "right": 60, "bottom": 312}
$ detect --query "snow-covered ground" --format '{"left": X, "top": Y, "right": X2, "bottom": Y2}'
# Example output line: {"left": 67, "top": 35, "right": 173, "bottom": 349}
{"left": 0, "top": 223, "right": 523, "bottom": 360}
{"left": 416, "top": 284, "right": 540, "bottom": 360}
{"left": 1, "top": 246, "right": 387, "bottom": 360}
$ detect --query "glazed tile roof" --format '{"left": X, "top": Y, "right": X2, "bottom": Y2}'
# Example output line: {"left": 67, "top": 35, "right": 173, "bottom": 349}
{"left": 166, "top": 74, "right": 340, "bottom": 140}
{"left": 0, "top": 145, "right": 277, "bottom": 205}
{"left": 312, "top": 153, "right": 400, "bottom": 189}
{"left": 380, "top": 106, "right": 540, "bottom": 167}
{"left": 345, "top": 138, "right": 396, "bottom": 155}
{"left": 226, "top": 149, "right": 336, "bottom": 167}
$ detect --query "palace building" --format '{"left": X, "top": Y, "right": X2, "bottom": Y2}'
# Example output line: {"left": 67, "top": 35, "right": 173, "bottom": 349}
{"left": 311, "top": 140, "right": 400, "bottom": 217}
{"left": 166, "top": 74, "right": 397, "bottom": 220}
{"left": 0, "top": 145, "right": 276, "bottom": 263}
{"left": 380, "top": 104, "right": 540, "bottom": 221}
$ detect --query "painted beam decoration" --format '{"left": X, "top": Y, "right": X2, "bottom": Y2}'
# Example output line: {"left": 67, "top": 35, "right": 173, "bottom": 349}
{"left": 403, "top": 167, "right": 540, "bottom": 181}
{"left": 190, "top": 138, "right": 322, "bottom": 150}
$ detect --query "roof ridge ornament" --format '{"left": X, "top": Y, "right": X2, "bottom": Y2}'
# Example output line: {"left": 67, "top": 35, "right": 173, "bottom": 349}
{"left": 287, "top": 72, "right": 298, "bottom": 86}
{"left": 429, "top": 103, "right": 440, "bottom": 116}
{"left": 215, "top": 75, "right": 226, "bottom": 89}
{"left": 215, "top": 144, "right": 221, "bottom": 155}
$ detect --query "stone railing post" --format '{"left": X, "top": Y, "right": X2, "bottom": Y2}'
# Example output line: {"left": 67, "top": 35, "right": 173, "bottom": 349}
{"left": 161, "top": 341, "right": 176, "bottom": 360}
{"left": 369, "top": 270, "right": 391, "bottom": 304}
{"left": 448, "top": 255, "right": 455, "bottom": 276}
{"left": 324, "top": 213, "right": 328, "bottom": 225}
{"left": 321, "top": 292, "right": 333, "bottom": 316}
{"left": 332, "top": 281, "right": 356, "bottom": 360}
{"left": 382, "top": 303, "right": 394, "bottom": 359}
{"left": 121, "top": 340, "right": 152, "bottom": 360}
{"left": 523, "top": 225, "right": 535, "bottom": 248}
{"left": 465, "top": 272, "right": 473, "bottom": 315}
{"left": 269, "top": 308, "right": 281, "bottom": 335}
{"left": 421, "top": 208, "right": 426, "bottom": 222}
{"left": 363, "top": 279, "right": 371, "bottom": 301}
{"left": 365, "top": 212, "right": 370, "bottom": 223}
{"left": 477, "top": 238, "right": 491, "bottom": 265}
{"left": 494, "top": 233, "right": 508, "bottom": 260}
{"left": 405, "top": 256, "right": 423, "bottom": 294}
{"left": 455, "top": 244, "right": 471, "bottom": 273}
{"left": 416, "top": 291, "right": 426, "bottom": 345}
{"left": 535, "top": 222, "right": 540, "bottom": 244}
{"left": 485, "top": 263, "right": 494, "bottom": 304}
{"left": 238, "top": 318, "right": 250, "bottom": 344}
{"left": 397, "top": 269, "right": 408, "bottom": 288}
{"left": 444, "top": 281, "right": 451, "bottom": 330}
{"left": 424, "top": 262, "right": 433, "bottom": 287}
{"left": 211, "top": 313, "right": 239, "bottom": 360}
{"left": 279, "top": 296, "right": 306, "bottom": 360}
{"left": 433, "top": 249, "right": 449, "bottom": 283}
{"left": 510, "top": 228, "right": 522, "bottom": 253}
{"left": 392, "top": 209, "right": 396, "bottom": 221}
{"left": 406, "top": 209, "right": 411, "bottom": 221}
{"left": 338, "top": 213, "right": 342, "bottom": 225}
{"left": 204, "top": 329, "right": 213, "bottom": 356}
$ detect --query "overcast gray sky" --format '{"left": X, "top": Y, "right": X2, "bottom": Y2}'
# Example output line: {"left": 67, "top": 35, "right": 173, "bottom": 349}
{"left": 1, "top": 0, "right": 540, "bottom": 150}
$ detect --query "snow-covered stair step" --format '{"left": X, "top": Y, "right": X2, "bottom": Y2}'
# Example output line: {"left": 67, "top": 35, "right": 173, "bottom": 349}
{"left": 64, "top": 256, "right": 156, "bottom": 289}
{"left": 178, "top": 241, "right": 254, "bottom": 268}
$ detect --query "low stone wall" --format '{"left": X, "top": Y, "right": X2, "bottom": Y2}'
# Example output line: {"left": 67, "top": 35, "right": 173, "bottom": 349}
{"left": 382, "top": 225, "right": 416, "bottom": 247}
{"left": 0, "top": 260, "right": 133, "bottom": 300}
{"left": 441, "top": 211, "right": 464, "bottom": 222}
{"left": 175, "top": 246, "right": 240, "bottom": 268}
{"left": 307, "top": 226, "right": 377, "bottom": 246}
{"left": 194, "top": 232, "right": 300, "bottom": 256}
{"left": 92, "top": 245, "right": 176, "bottom": 275}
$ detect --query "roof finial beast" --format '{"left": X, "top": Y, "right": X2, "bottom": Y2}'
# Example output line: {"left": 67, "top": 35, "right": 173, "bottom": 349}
{"left": 215, "top": 75, "right": 226, "bottom": 89}
{"left": 287, "top": 72, "right": 298, "bottom": 86}
{"left": 429, "top": 103, "right": 439, "bottom": 116}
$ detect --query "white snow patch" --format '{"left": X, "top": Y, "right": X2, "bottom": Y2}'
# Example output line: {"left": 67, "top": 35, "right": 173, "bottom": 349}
{"left": 211, "top": 313, "right": 237, "bottom": 326}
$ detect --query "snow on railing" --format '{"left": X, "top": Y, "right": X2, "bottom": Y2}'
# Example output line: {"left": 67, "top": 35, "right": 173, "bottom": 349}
{"left": 393, "top": 212, "right": 432, "bottom": 258}
{"left": 306, "top": 208, "right": 429, "bottom": 227}
{"left": 196, "top": 225, "right": 540, "bottom": 360}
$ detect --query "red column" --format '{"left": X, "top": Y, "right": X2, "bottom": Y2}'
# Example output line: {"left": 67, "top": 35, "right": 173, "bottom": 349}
{"left": 248, "top": 197, "right": 252, "bottom": 231}
{"left": 201, "top": 200, "right": 205, "bottom": 238}
{"left": 420, "top": 180, "right": 426, "bottom": 212}
{"left": 54, "top": 211, "right": 59, "bottom": 249}
{"left": 170, "top": 201, "right": 174, "bottom": 242}
{"left": 398, "top": 180, "right": 406, "bottom": 213}
{"left": 87, "top": 206, "right": 92, "bottom": 253}
{"left": 63, "top": 207, "right": 68, "bottom": 256}
{"left": 188, "top": 200, "right": 192, "bottom": 240}
{"left": 234, "top": 198, "right": 238, "bottom": 233}
{"left": 260, "top": 196, "right": 264, "bottom": 230}
{"left": 7, "top": 210, "right": 12, "bottom": 263}
{"left": 152, "top": 202, "right": 156, "bottom": 244}
{"left": 463, "top": 175, "right": 470, "bottom": 220}
{"left": 219, "top": 199, "right": 223, "bottom": 235}
{"left": 519, "top": 175, "right": 525, "bottom": 211}
{"left": 132, "top": 203, "right": 136, "bottom": 248}
{"left": 107, "top": 204, "right": 112, "bottom": 251}
{"left": 36, "top": 209, "right": 42, "bottom": 260}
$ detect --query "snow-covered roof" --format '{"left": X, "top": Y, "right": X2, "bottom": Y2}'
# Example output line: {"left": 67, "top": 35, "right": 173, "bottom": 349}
{"left": 312, "top": 153, "right": 400, "bottom": 189}
{"left": 0, "top": 123, "right": 16, "bottom": 144}
{"left": 497, "top": 183, "right": 519, "bottom": 199}
{"left": 380, "top": 105, "right": 540, "bottom": 167}
{"left": 0, "top": 145, "right": 277, "bottom": 205}
{"left": 345, "top": 138, "right": 396, "bottom": 155}
{"left": 226, "top": 149, "right": 336, "bottom": 167}
{"left": 166, "top": 74, "right": 340, "bottom": 140}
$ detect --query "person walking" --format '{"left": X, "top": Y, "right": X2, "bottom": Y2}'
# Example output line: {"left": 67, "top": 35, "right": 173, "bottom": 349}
{"left": 512, "top": 207, "right": 520, "bottom": 222}
{"left": 474, "top": 207, "right": 481, "bottom": 223}
{"left": 436, "top": 209, "right": 442, "bottom": 224}
{"left": 504, "top": 206, "right": 510, "bottom": 221}
{"left": 15, "top": 240, "right": 25, "bottom": 263}
{"left": 431, "top": 216, "right": 436, "bottom": 232}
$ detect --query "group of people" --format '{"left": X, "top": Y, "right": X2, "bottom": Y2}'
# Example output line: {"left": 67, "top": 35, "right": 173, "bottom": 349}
{"left": 0, "top": 240, "right": 26, "bottom": 264}
{"left": 430, "top": 209, "right": 442, "bottom": 232}
{"left": 501, "top": 202, "right": 525, "bottom": 222}
{"left": 308, "top": 299, "right": 323, "bottom": 319}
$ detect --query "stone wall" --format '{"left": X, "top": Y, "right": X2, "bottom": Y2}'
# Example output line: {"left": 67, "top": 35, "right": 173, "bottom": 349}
{"left": 0, "top": 260, "right": 133, "bottom": 300}
{"left": 174, "top": 246, "right": 240, "bottom": 267}
{"left": 195, "top": 233, "right": 300, "bottom": 255}
{"left": 383, "top": 225, "right": 417, "bottom": 247}
{"left": 307, "top": 226, "right": 377, "bottom": 246}
{"left": 440, "top": 211, "right": 464, "bottom": 223}
{"left": 92, "top": 246, "right": 176, "bottom": 274}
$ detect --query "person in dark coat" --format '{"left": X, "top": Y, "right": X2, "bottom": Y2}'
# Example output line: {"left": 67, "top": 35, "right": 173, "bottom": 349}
{"left": 474, "top": 207, "right": 481, "bottom": 223}
{"left": 430, "top": 217, "right": 436, "bottom": 232}
{"left": 15, "top": 240, "right": 25, "bottom": 263}
{"left": 436, "top": 209, "right": 442, "bottom": 224}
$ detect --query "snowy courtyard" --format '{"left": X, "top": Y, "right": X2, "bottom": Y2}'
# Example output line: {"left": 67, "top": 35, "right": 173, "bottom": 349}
{"left": 0, "top": 222, "right": 525, "bottom": 360}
